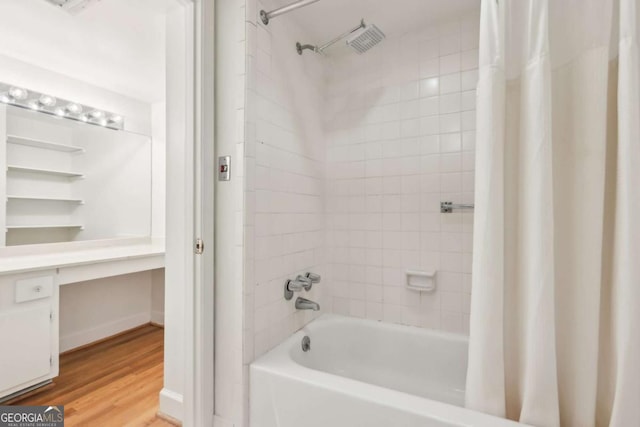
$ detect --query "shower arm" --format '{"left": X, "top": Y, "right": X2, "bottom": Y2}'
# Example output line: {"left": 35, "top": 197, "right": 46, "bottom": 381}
{"left": 317, "top": 20, "right": 365, "bottom": 52}
{"left": 297, "top": 20, "right": 365, "bottom": 55}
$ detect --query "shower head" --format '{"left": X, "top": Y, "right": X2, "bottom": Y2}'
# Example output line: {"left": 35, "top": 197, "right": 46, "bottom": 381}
{"left": 347, "top": 23, "right": 386, "bottom": 54}
{"left": 296, "top": 19, "right": 385, "bottom": 56}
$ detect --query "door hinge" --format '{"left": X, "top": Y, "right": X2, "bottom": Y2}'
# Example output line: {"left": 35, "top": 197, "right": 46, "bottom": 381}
{"left": 50, "top": 355, "right": 52, "bottom": 366}
{"left": 195, "top": 238, "right": 205, "bottom": 255}
{"left": 50, "top": 311, "right": 53, "bottom": 321}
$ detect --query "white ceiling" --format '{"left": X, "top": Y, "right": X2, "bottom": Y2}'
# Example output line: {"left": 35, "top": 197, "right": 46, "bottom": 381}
{"left": 0, "top": 0, "right": 178, "bottom": 103}
{"left": 262, "top": 0, "right": 479, "bottom": 43}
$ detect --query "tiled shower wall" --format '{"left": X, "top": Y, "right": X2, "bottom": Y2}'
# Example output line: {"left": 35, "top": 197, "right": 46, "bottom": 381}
{"left": 237, "top": 6, "right": 480, "bottom": 426}
{"left": 324, "top": 15, "right": 479, "bottom": 334}
{"left": 243, "top": 0, "right": 327, "bottom": 365}
{"left": 242, "top": 3, "right": 480, "bottom": 381}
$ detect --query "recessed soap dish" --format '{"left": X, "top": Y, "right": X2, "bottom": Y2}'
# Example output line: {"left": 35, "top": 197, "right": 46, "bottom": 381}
{"left": 405, "top": 269, "right": 437, "bottom": 292}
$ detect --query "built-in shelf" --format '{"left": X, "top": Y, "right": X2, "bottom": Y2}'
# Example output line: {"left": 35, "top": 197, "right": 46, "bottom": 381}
{"left": 7, "top": 135, "right": 84, "bottom": 153}
{"left": 7, "top": 196, "right": 84, "bottom": 203}
{"left": 7, "top": 165, "right": 84, "bottom": 178}
{"left": 6, "top": 225, "right": 83, "bottom": 230}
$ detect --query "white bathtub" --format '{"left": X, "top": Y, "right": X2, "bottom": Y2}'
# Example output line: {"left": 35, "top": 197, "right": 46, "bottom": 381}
{"left": 250, "top": 314, "right": 525, "bottom": 427}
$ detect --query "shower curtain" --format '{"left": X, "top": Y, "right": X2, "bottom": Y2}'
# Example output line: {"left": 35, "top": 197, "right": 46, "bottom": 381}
{"left": 465, "top": 1, "right": 639, "bottom": 426}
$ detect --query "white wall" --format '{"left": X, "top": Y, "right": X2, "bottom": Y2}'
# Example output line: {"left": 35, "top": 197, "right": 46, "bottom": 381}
{"left": 152, "top": 102, "right": 167, "bottom": 238}
{"left": 151, "top": 268, "right": 165, "bottom": 326}
{"left": 325, "top": 14, "right": 479, "bottom": 334}
{"left": 151, "top": 103, "right": 166, "bottom": 328}
{"left": 59, "top": 272, "right": 153, "bottom": 352}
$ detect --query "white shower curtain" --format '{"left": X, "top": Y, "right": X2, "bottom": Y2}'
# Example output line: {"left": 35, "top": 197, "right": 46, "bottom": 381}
{"left": 466, "top": 1, "right": 640, "bottom": 426}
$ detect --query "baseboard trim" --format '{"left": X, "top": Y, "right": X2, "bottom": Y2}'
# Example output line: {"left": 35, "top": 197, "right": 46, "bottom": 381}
{"left": 59, "top": 312, "right": 151, "bottom": 353}
{"left": 157, "top": 411, "right": 182, "bottom": 426}
{"left": 159, "top": 388, "right": 183, "bottom": 423}
{"left": 60, "top": 323, "right": 155, "bottom": 356}
{"left": 1, "top": 380, "right": 54, "bottom": 404}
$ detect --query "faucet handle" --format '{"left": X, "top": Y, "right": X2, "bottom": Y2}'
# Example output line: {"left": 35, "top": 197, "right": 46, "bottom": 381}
{"left": 305, "top": 272, "right": 321, "bottom": 283}
{"left": 296, "top": 275, "right": 313, "bottom": 291}
{"left": 287, "top": 279, "right": 305, "bottom": 292}
{"left": 284, "top": 278, "right": 308, "bottom": 300}
{"left": 296, "top": 275, "right": 312, "bottom": 284}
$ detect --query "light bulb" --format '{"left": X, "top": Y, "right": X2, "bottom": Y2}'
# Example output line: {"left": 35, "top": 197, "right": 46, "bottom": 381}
{"left": 8, "top": 87, "right": 28, "bottom": 100}
{"left": 27, "top": 100, "right": 40, "bottom": 110}
{"left": 99, "top": 118, "right": 108, "bottom": 126}
{"left": 80, "top": 114, "right": 89, "bottom": 122}
{"left": 54, "top": 107, "right": 66, "bottom": 117}
{"left": 108, "top": 115, "right": 123, "bottom": 123}
{"left": 39, "top": 94, "right": 57, "bottom": 107}
{"left": 89, "top": 110, "right": 104, "bottom": 119}
{"left": 66, "top": 103, "right": 83, "bottom": 114}
{"left": 0, "top": 92, "right": 13, "bottom": 103}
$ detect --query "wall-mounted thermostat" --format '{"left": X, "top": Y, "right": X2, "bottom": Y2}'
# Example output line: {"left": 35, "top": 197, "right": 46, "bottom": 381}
{"left": 218, "top": 156, "right": 230, "bottom": 181}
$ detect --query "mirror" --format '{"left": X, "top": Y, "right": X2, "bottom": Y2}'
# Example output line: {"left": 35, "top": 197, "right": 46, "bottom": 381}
{"left": 0, "top": 104, "right": 152, "bottom": 246}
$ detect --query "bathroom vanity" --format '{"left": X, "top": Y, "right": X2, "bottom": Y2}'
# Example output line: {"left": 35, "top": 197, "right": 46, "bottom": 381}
{"left": 0, "top": 237, "right": 163, "bottom": 400}
{"left": 0, "top": 101, "right": 162, "bottom": 400}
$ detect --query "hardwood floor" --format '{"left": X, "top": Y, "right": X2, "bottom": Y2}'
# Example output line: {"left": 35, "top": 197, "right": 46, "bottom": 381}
{"left": 11, "top": 324, "right": 177, "bottom": 427}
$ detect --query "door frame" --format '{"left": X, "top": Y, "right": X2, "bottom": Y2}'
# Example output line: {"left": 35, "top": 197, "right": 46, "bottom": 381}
{"left": 186, "top": 0, "right": 216, "bottom": 425}
{"left": 164, "top": 0, "right": 215, "bottom": 425}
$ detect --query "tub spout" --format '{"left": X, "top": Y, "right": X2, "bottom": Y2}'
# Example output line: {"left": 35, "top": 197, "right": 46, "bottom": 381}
{"left": 295, "top": 297, "right": 320, "bottom": 311}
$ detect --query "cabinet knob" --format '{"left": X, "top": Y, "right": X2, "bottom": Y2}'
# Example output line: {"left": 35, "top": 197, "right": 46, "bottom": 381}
{"left": 34, "top": 286, "right": 42, "bottom": 293}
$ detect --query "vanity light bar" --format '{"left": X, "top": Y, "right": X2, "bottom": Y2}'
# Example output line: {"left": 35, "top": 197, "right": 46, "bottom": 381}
{"left": 0, "top": 82, "right": 124, "bottom": 131}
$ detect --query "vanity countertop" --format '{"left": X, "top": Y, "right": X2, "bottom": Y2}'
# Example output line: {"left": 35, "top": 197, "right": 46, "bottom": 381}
{"left": 0, "top": 238, "right": 165, "bottom": 276}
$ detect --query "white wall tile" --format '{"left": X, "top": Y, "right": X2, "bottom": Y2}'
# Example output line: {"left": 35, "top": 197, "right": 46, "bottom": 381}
{"left": 246, "top": 14, "right": 326, "bottom": 363}
{"left": 461, "top": 69, "right": 479, "bottom": 91}
{"left": 439, "top": 94, "right": 461, "bottom": 114}
{"left": 420, "top": 58, "right": 440, "bottom": 78}
{"left": 439, "top": 53, "right": 461, "bottom": 74}
{"left": 420, "top": 97, "right": 439, "bottom": 116}
{"left": 439, "top": 33, "right": 461, "bottom": 56}
{"left": 420, "top": 78, "right": 440, "bottom": 97}
{"left": 298, "top": 14, "right": 477, "bottom": 342}
{"left": 461, "top": 49, "right": 479, "bottom": 71}
{"left": 439, "top": 73, "right": 461, "bottom": 94}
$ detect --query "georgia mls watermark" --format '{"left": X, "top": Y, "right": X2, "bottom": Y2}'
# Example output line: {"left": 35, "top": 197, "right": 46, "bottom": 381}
{"left": 0, "top": 406, "right": 64, "bottom": 427}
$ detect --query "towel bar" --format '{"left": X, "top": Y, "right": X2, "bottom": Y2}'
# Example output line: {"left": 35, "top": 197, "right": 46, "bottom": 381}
{"left": 440, "top": 201, "right": 474, "bottom": 213}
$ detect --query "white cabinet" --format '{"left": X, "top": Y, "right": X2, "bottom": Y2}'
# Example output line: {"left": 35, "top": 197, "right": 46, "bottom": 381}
{"left": 0, "top": 271, "right": 58, "bottom": 400}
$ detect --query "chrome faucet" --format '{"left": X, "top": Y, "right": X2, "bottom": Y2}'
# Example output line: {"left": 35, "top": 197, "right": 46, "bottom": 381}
{"left": 295, "top": 297, "right": 320, "bottom": 311}
{"left": 296, "top": 275, "right": 313, "bottom": 290}
{"left": 284, "top": 276, "right": 313, "bottom": 300}
{"left": 300, "top": 272, "right": 321, "bottom": 292}
{"left": 305, "top": 272, "right": 321, "bottom": 283}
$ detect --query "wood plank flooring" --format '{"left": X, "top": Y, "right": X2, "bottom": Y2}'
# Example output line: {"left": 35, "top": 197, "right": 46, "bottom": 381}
{"left": 11, "top": 324, "right": 177, "bottom": 427}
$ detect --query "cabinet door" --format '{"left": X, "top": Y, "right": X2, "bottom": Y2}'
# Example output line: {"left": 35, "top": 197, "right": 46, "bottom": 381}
{"left": 0, "top": 305, "right": 52, "bottom": 393}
